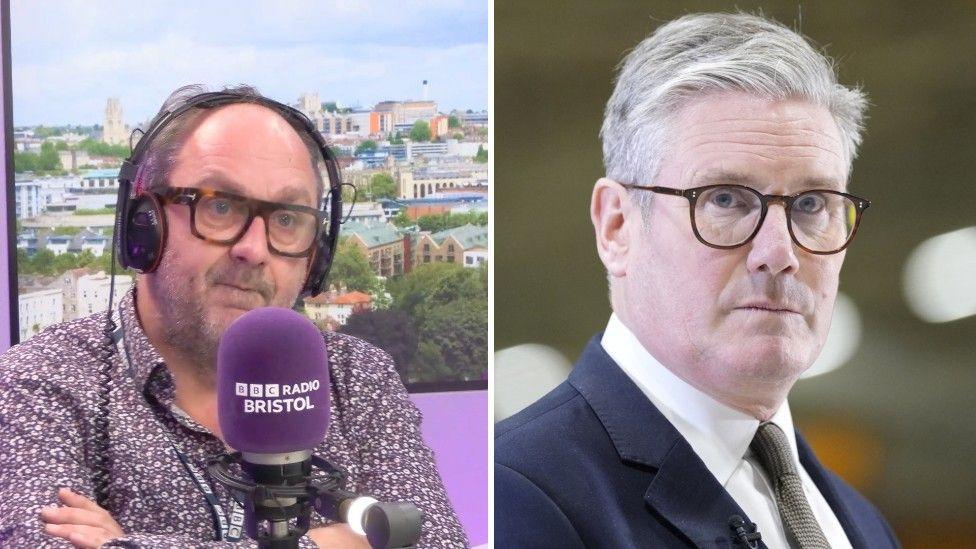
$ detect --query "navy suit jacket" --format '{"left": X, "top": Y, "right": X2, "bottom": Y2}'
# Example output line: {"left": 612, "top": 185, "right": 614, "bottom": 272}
{"left": 495, "top": 335, "right": 899, "bottom": 548}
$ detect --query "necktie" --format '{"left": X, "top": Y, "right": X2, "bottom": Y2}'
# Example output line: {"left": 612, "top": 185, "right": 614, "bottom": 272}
{"left": 750, "top": 422, "right": 831, "bottom": 549}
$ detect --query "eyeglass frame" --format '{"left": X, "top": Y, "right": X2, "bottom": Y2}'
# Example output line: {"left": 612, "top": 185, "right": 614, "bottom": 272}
{"left": 158, "top": 186, "right": 327, "bottom": 258}
{"left": 620, "top": 183, "right": 871, "bottom": 255}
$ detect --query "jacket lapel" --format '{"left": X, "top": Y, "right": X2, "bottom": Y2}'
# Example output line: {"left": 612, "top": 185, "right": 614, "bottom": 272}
{"left": 569, "top": 336, "right": 766, "bottom": 548}
{"left": 797, "top": 433, "right": 868, "bottom": 547}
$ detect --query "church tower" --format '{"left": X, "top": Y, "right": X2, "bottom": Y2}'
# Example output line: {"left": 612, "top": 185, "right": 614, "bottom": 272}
{"left": 102, "top": 98, "right": 127, "bottom": 145}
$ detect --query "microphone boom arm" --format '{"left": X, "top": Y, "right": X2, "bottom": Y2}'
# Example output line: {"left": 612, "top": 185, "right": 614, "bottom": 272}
{"left": 207, "top": 453, "right": 423, "bottom": 549}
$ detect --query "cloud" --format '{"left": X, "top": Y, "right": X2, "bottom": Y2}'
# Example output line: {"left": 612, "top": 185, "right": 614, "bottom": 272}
{"left": 11, "top": 0, "right": 488, "bottom": 125}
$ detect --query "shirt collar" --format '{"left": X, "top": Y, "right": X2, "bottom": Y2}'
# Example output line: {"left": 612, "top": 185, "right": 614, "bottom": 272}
{"left": 117, "top": 286, "right": 168, "bottom": 392}
{"left": 600, "top": 313, "right": 800, "bottom": 486}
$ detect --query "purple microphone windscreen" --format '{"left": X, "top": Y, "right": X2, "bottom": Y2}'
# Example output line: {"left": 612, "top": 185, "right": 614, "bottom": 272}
{"left": 217, "top": 307, "right": 331, "bottom": 454}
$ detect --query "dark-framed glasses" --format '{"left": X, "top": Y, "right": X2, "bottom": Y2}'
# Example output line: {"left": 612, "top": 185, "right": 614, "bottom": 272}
{"left": 622, "top": 183, "right": 871, "bottom": 255}
{"left": 160, "top": 186, "right": 325, "bottom": 257}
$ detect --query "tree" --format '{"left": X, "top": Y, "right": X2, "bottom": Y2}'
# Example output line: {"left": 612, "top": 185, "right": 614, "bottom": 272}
{"left": 354, "top": 140, "right": 378, "bottom": 156}
{"left": 411, "top": 341, "right": 452, "bottom": 383}
{"left": 419, "top": 299, "right": 487, "bottom": 381}
{"left": 77, "top": 138, "right": 129, "bottom": 158}
{"left": 409, "top": 120, "right": 431, "bottom": 142}
{"left": 448, "top": 116, "right": 461, "bottom": 129}
{"left": 329, "top": 239, "right": 380, "bottom": 293}
{"left": 14, "top": 151, "right": 37, "bottom": 172}
{"left": 474, "top": 144, "right": 488, "bottom": 163}
{"left": 339, "top": 309, "right": 418, "bottom": 381}
{"left": 34, "top": 126, "right": 62, "bottom": 138}
{"left": 38, "top": 142, "right": 61, "bottom": 171}
{"left": 388, "top": 262, "right": 485, "bottom": 324}
{"left": 390, "top": 211, "right": 414, "bottom": 228}
{"left": 389, "top": 131, "right": 404, "bottom": 145}
{"left": 28, "top": 249, "right": 56, "bottom": 276}
{"left": 413, "top": 211, "right": 488, "bottom": 232}
{"left": 368, "top": 173, "right": 397, "bottom": 199}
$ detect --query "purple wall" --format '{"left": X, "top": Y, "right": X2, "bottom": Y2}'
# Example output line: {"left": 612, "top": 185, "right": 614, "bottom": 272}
{"left": 411, "top": 390, "right": 488, "bottom": 546}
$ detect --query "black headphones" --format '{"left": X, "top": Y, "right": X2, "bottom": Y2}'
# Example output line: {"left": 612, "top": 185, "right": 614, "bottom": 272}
{"left": 113, "top": 91, "right": 343, "bottom": 298}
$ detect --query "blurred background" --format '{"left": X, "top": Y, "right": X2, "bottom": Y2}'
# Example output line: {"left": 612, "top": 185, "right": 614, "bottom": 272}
{"left": 495, "top": 1, "right": 976, "bottom": 547}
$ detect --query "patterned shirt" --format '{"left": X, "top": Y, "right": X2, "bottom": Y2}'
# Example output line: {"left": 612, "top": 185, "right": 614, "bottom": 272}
{"left": 0, "top": 289, "right": 468, "bottom": 548}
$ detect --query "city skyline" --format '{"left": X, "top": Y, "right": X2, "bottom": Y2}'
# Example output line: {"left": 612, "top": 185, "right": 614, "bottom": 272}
{"left": 11, "top": 0, "right": 489, "bottom": 126}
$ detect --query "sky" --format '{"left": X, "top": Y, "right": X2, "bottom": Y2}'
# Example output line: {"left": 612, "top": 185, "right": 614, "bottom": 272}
{"left": 11, "top": 0, "right": 489, "bottom": 126}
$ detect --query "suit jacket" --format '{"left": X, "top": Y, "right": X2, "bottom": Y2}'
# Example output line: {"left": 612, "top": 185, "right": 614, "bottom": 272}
{"left": 495, "top": 335, "right": 899, "bottom": 548}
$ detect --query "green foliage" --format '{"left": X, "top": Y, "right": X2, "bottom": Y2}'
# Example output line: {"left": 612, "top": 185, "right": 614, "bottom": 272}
{"left": 52, "top": 226, "right": 82, "bottom": 235}
{"left": 330, "top": 239, "right": 381, "bottom": 294}
{"left": 388, "top": 262, "right": 486, "bottom": 325}
{"left": 33, "top": 126, "right": 62, "bottom": 138}
{"left": 474, "top": 144, "right": 488, "bottom": 163}
{"left": 354, "top": 140, "right": 378, "bottom": 156}
{"left": 389, "top": 131, "right": 404, "bottom": 145}
{"left": 390, "top": 211, "right": 414, "bottom": 228}
{"left": 409, "top": 120, "right": 431, "bottom": 142}
{"left": 14, "top": 151, "right": 37, "bottom": 172}
{"left": 339, "top": 309, "right": 419, "bottom": 381}
{"left": 54, "top": 141, "right": 69, "bottom": 151}
{"left": 369, "top": 173, "right": 397, "bottom": 199}
{"left": 453, "top": 132, "right": 464, "bottom": 140}
{"left": 420, "top": 299, "right": 487, "bottom": 381}
{"left": 386, "top": 262, "right": 488, "bottom": 383}
{"left": 414, "top": 211, "right": 487, "bottom": 232}
{"left": 77, "top": 138, "right": 129, "bottom": 157}
{"left": 14, "top": 142, "right": 64, "bottom": 173}
{"left": 448, "top": 116, "right": 461, "bottom": 129}
{"left": 74, "top": 208, "right": 115, "bottom": 216}
{"left": 412, "top": 341, "right": 452, "bottom": 382}
{"left": 17, "top": 248, "right": 124, "bottom": 277}
{"left": 41, "top": 142, "right": 60, "bottom": 166}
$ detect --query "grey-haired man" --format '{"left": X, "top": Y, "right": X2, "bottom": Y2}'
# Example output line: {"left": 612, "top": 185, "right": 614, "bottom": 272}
{"left": 496, "top": 13, "right": 898, "bottom": 548}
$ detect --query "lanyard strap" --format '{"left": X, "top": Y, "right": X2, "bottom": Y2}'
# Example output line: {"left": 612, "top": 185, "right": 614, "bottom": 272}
{"left": 113, "top": 309, "right": 244, "bottom": 542}
{"left": 170, "top": 439, "right": 245, "bottom": 542}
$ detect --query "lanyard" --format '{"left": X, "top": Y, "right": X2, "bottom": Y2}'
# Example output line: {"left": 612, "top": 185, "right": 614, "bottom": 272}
{"left": 112, "top": 308, "right": 245, "bottom": 542}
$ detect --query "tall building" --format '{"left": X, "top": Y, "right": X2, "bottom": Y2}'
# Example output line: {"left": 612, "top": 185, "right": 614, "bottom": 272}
{"left": 102, "top": 98, "right": 128, "bottom": 146}
{"left": 298, "top": 92, "right": 321, "bottom": 115}
{"left": 14, "top": 179, "right": 41, "bottom": 220}
{"left": 297, "top": 92, "right": 326, "bottom": 131}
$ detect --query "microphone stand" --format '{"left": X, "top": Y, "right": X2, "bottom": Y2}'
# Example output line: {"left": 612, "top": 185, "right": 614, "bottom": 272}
{"left": 208, "top": 453, "right": 422, "bottom": 549}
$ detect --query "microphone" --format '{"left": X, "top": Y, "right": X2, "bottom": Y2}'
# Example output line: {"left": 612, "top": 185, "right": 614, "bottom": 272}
{"left": 728, "top": 515, "right": 761, "bottom": 548}
{"left": 208, "top": 307, "right": 422, "bottom": 549}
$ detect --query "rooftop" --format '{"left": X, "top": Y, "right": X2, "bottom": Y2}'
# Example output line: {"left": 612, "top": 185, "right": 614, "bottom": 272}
{"left": 343, "top": 221, "right": 402, "bottom": 247}
{"left": 430, "top": 223, "right": 488, "bottom": 249}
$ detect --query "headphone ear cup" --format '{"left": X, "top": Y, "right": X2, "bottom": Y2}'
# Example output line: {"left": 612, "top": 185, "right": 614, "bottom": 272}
{"left": 302, "top": 233, "right": 332, "bottom": 297}
{"left": 121, "top": 194, "right": 167, "bottom": 273}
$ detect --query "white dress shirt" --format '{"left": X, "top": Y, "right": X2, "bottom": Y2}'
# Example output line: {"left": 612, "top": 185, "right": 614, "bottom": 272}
{"left": 601, "top": 314, "right": 851, "bottom": 549}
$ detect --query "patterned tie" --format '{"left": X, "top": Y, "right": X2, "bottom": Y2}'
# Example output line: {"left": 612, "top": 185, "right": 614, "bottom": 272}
{"left": 750, "top": 422, "right": 831, "bottom": 549}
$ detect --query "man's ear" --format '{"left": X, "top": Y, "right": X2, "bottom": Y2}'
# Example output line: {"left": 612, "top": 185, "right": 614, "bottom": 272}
{"left": 590, "top": 177, "right": 637, "bottom": 278}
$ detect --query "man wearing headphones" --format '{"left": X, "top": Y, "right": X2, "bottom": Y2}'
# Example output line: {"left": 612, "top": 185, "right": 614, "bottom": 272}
{"left": 0, "top": 86, "right": 467, "bottom": 548}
